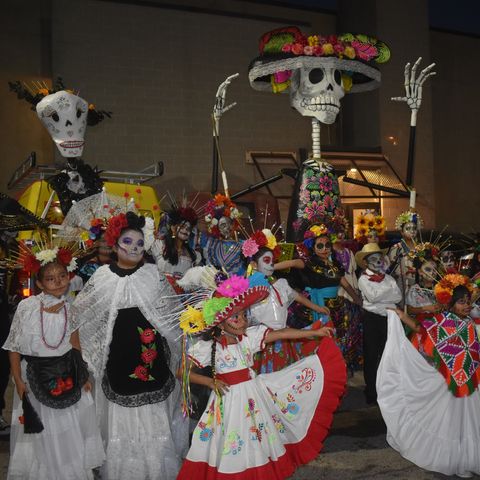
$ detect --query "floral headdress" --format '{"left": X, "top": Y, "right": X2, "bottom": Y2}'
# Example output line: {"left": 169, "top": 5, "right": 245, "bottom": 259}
{"left": 303, "top": 224, "right": 330, "bottom": 249}
{"left": 249, "top": 26, "right": 390, "bottom": 94}
{"left": 407, "top": 242, "right": 441, "bottom": 262}
{"left": 354, "top": 210, "right": 386, "bottom": 244}
{"left": 203, "top": 194, "right": 242, "bottom": 238}
{"left": 241, "top": 229, "right": 281, "bottom": 260}
{"left": 434, "top": 274, "right": 474, "bottom": 305}
{"left": 395, "top": 210, "right": 424, "bottom": 231}
{"left": 8, "top": 77, "right": 111, "bottom": 126}
{"left": 14, "top": 236, "right": 79, "bottom": 275}
{"left": 104, "top": 212, "right": 155, "bottom": 250}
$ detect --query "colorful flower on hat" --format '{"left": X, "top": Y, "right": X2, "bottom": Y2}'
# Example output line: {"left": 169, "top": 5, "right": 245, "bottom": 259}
{"left": 262, "top": 229, "right": 277, "bottom": 250}
{"left": 434, "top": 274, "right": 474, "bottom": 305}
{"left": 179, "top": 306, "right": 206, "bottom": 334}
{"left": 105, "top": 213, "right": 129, "bottom": 246}
{"left": 354, "top": 210, "right": 386, "bottom": 244}
{"left": 216, "top": 275, "right": 249, "bottom": 298}
{"left": 35, "top": 248, "right": 58, "bottom": 265}
{"left": 242, "top": 238, "right": 260, "bottom": 258}
{"left": 202, "top": 297, "right": 232, "bottom": 326}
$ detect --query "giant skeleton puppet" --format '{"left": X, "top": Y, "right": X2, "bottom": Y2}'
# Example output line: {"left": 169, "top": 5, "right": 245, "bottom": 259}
{"left": 9, "top": 79, "right": 110, "bottom": 215}
{"left": 248, "top": 27, "right": 390, "bottom": 241}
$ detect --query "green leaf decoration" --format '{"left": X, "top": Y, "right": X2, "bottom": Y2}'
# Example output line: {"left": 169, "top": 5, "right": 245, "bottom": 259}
{"left": 137, "top": 327, "right": 144, "bottom": 335}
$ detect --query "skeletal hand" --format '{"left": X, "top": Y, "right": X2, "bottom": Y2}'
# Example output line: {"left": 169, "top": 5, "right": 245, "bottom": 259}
{"left": 213, "top": 73, "right": 239, "bottom": 122}
{"left": 391, "top": 57, "right": 436, "bottom": 115}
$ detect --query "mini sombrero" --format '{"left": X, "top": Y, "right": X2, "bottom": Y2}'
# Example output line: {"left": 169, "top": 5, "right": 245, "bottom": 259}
{"left": 248, "top": 26, "right": 390, "bottom": 94}
{"left": 355, "top": 242, "right": 388, "bottom": 270}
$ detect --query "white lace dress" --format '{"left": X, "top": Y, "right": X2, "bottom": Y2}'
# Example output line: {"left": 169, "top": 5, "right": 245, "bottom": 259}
{"left": 71, "top": 263, "right": 189, "bottom": 480}
{"left": 150, "top": 238, "right": 200, "bottom": 278}
{"left": 2, "top": 292, "right": 105, "bottom": 480}
{"left": 178, "top": 324, "right": 346, "bottom": 479}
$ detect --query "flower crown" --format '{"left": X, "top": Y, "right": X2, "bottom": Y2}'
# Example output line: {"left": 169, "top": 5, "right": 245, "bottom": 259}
{"left": 204, "top": 194, "right": 242, "bottom": 237}
{"left": 434, "top": 274, "right": 474, "bottom": 305}
{"left": 395, "top": 210, "right": 424, "bottom": 231}
{"left": 8, "top": 77, "right": 111, "bottom": 126}
{"left": 407, "top": 242, "right": 440, "bottom": 262}
{"left": 303, "top": 224, "right": 329, "bottom": 249}
{"left": 355, "top": 210, "right": 386, "bottom": 244}
{"left": 242, "top": 229, "right": 281, "bottom": 260}
{"left": 18, "top": 241, "right": 78, "bottom": 275}
{"left": 104, "top": 212, "right": 155, "bottom": 250}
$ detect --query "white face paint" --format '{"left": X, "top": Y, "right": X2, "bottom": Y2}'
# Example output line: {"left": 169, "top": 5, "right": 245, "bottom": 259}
{"left": 419, "top": 260, "right": 437, "bottom": 282}
{"left": 402, "top": 221, "right": 418, "bottom": 241}
{"left": 289, "top": 66, "right": 345, "bottom": 125}
{"left": 256, "top": 251, "right": 274, "bottom": 277}
{"left": 176, "top": 221, "right": 192, "bottom": 242}
{"left": 367, "top": 229, "right": 378, "bottom": 243}
{"left": 116, "top": 229, "right": 145, "bottom": 265}
{"left": 366, "top": 252, "right": 387, "bottom": 273}
{"left": 218, "top": 216, "right": 233, "bottom": 240}
{"left": 440, "top": 251, "right": 456, "bottom": 270}
{"left": 36, "top": 91, "right": 88, "bottom": 158}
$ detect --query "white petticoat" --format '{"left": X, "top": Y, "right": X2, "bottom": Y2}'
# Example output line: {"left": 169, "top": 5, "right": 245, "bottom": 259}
{"left": 96, "top": 382, "right": 189, "bottom": 480}
{"left": 377, "top": 311, "right": 480, "bottom": 477}
{"left": 7, "top": 363, "right": 105, "bottom": 480}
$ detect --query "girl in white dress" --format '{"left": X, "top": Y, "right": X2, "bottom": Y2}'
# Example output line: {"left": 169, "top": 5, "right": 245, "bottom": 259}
{"left": 3, "top": 248, "right": 104, "bottom": 480}
{"left": 177, "top": 274, "right": 346, "bottom": 479}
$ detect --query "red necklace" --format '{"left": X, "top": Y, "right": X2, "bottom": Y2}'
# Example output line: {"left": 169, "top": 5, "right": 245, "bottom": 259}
{"left": 40, "top": 303, "right": 68, "bottom": 350}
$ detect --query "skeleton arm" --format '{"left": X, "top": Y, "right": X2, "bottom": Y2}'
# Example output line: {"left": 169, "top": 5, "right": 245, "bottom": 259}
{"left": 391, "top": 57, "right": 436, "bottom": 126}
{"left": 213, "top": 73, "right": 239, "bottom": 135}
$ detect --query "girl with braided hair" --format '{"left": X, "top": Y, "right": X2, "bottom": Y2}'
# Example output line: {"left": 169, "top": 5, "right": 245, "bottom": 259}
{"left": 176, "top": 273, "right": 346, "bottom": 479}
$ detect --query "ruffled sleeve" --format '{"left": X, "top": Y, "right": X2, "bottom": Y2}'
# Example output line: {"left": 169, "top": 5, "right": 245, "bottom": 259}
{"left": 246, "top": 324, "right": 271, "bottom": 354}
{"left": 187, "top": 338, "right": 213, "bottom": 369}
{"left": 2, "top": 296, "right": 36, "bottom": 354}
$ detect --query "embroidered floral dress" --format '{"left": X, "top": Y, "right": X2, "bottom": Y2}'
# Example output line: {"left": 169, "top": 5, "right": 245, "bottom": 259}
{"left": 71, "top": 262, "right": 189, "bottom": 480}
{"left": 178, "top": 324, "right": 346, "bottom": 479}
{"left": 377, "top": 310, "right": 480, "bottom": 477}
{"left": 2, "top": 292, "right": 105, "bottom": 480}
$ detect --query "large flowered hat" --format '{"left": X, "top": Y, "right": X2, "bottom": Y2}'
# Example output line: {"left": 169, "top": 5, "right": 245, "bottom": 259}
{"left": 179, "top": 273, "right": 269, "bottom": 335}
{"left": 434, "top": 274, "right": 475, "bottom": 305}
{"left": 241, "top": 228, "right": 281, "bottom": 260}
{"left": 203, "top": 194, "right": 242, "bottom": 238}
{"left": 395, "top": 210, "right": 424, "bottom": 231}
{"left": 248, "top": 26, "right": 390, "bottom": 94}
{"left": 354, "top": 210, "right": 386, "bottom": 244}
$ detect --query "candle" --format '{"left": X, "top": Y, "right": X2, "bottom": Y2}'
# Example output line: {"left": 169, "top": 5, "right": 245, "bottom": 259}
{"left": 409, "top": 189, "right": 416, "bottom": 209}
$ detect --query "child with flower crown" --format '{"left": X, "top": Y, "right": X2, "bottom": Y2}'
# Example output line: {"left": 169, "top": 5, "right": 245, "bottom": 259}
{"left": 2, "top": 240, "right": 105, "bottom": 479}
{"left": 71, "top": 211, "right": 189, "bottom": 480}
{"left": 176, "top": 272, "right": 346, "bottom": 479}
{"left": 242, "top": 228, "right": 330, "bottom": 373}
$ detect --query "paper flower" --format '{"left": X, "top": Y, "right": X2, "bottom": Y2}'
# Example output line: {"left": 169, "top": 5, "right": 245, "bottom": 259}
{"left": 179, "top": 306, "right": 206, "bottom": 334}
{"left": 202, "top": 297, "right": 232, "bottom": 326}
{"left": 242, "top": 238, "right": 259, "bottom": 258}
{"left": 216, "top": 275, "right": 249, "bottom": 298}
{"left": 35, "top": 247, "right": 59, "bottom": 265}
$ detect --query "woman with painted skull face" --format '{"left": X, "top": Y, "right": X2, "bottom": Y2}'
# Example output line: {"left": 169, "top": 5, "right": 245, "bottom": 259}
{"left": 71, "top": 211, "right": 189, "bottom": 480}
{"left": 242, "top": 229, "right": 331, "bottom": 374}
{"left": 377, "top": 276, "right": 480, "bottom": 477}
{"left": 150, "top": 206, "right": 200, "bottom": 279}
{"left": 274, "top": 224, "right": 363, "bottom": 373}
{"left": 356, "top": 243, "right": 403, "bottom": 404}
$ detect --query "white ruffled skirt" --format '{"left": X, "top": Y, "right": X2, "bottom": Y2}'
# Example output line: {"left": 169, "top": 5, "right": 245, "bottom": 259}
{"left": 377, "top": 311, "right": 480, "bottom": 477}
{"left": 96, "top": 381, "right": 189, "bottom": 480}
{"left": 7, "top": 363, "right": 105, "bottom": 480}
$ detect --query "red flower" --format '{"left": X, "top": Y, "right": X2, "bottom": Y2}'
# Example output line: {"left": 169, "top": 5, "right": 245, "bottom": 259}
{"left": 85, "top": 239, "right": 94, "bottom": 248}
{"left": 57, "top": 248, "right": 72, "bottom": 266}
{"left": 50, "top": 386, "right": 63, "bottom": 397}
{"left": 135, "top": 188, "right": 142, "bottom": 194}
{"left": 141, "top": 349, "right": 158, "bottom": 364}
{"left": 123, "top": 192, "right": 130, "bottom": 198}
{"left": 56, "top": 378, "right": 65, "bottom": 390}
{"left": 133, "top": 365, "right": 149, "bottom": 381}
{"left": 63, "top": 377, "right": 74, "bottom": 391}
{"left": 153, "top": 204, "right": 159, "bottom": 211}
{"left": 134, "top": 203, "right": 140, "bottom": 209}
{"left": 23, "top": 254, "right": 41, "bottom": 274}
{"left": 140, "top": 328, "right": 156, "bottom": 344}
{"left": 272, "top": 245, "right": 282, "bottom": 261}
{"left": 251, "top": 231, "right": 268, "bottom": 248}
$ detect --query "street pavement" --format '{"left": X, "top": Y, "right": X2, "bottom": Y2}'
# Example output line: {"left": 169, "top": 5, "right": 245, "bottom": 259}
{"left": 1, "top": 372, "right": 478, "bottom": 479}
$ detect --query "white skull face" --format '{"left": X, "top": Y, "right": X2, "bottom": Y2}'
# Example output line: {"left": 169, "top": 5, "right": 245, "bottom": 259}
{"left": 402, "top": 221, "right": 418, "bottom": 240}
{"left": 440, "top": 251, "right": 456, "bottom": 271}
{"left": 36, "top": 91, "right": 88, "bottom": 158}
{"left": 419, "top": 260, "right": 437, "bottom": 283}
{"left": 366, "top": 252, "right": 387, "bottom": 273}
{"left": 218, "top": 216, "right": 233, "bottom": 240}
{"left": 290, "top": 66, "right": 345, "bottom": 124}
{"left": 256, "top": 251, "right": 274, "bottom": 277}
{"left": 116, "top": 229, "right": 145, "bottom": 265}
{"left": 175, "top": 221, "right": 192, "bottom": 242}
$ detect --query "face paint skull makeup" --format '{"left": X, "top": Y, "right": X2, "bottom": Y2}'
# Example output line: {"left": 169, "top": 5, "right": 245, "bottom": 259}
{"left": 366, "top": 252, "right": 387, "bottom": 274}
{"left": 419, "top": 260, "right": 437, "bottom": 283}
{"left": 36, "top": 91, "right": 88, "bottom": 158}
{"left": 256, "top": 251, "right": 274, "bottom": 277}
{"left": 176, "top": 222, "right": 192, "bottom": 242}
{"left": 440, "top": 251, "right": 456, "bottom": 271}
{"left": 116, "top": 229, "right": 145, "bottom": 266}
{"left": 402, "top": 221, "right": 418, "bottom": 241}
{"left": 218, "top": 216, "right": 233, "bottom": 240}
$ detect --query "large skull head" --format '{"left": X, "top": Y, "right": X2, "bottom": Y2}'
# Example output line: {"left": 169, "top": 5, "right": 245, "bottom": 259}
{"left": 366, "top": 252, "right": 387, "bottom": 274}
{"left": 290, "top": 65, "right": 345, "bottom": 124}
{"left": 36, "top": 91, "right": 88, "bottom": 158}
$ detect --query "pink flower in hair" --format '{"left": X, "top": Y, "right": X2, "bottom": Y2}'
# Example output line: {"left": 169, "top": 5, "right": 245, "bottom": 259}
{"left": 216, "top": 275, "right": 250, "bottom": 298}
{"left": 242, "top": 239, "right": 260, "bottom": 258}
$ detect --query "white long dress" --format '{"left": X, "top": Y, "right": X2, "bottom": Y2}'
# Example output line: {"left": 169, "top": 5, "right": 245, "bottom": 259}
{"left": 377, "top": 310, "right": 480, "bottom": 477}
{"left": 71, "top": 263, "right": 189, "bottom": 480}
{"left": 178, "top": 325, "right": 346, "bottom": 479}
{"left": 2, "top": 292, "right": 105, "bottom": 480}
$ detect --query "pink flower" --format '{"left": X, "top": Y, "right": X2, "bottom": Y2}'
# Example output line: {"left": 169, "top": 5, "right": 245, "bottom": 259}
{"left": 305, "top": 201, "right": 325, "bottom": 221}
{"left": 216, "top": 275, "right": 250, "bottom": 298}
{"left": 281, "top": 43, "right": 292, "bottom": 53}
{"left": 242, "top": 239, "right": 259, "bottom": 258}
{"left": 319, "top": 176, "right": 333, "bottom": 192}
{"left": 333, "top": 43, "right": 345, "bottom": 54}
{"left": 312, "top": 45, "right": 324, "bottom": 56}
{"left": 323, "top": 195, "right": 335, "bottom": 211}
{"left": 141, "top": 349, "right": 158, "bottom": 364}
{"left": 291, "top": 43, "right": 304, "bottom": 55}
{"left": 140, "top": 328, "right": 156, "bottom": 344}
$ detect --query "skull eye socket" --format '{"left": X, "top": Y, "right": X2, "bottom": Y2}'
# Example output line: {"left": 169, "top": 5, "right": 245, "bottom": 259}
{"left": 308, "top": 68, "right": 325, "bottom": 84}
{"left": 50, "top": 112, "right": 60, "bottom": 122}
{"left": 76, "top": 108, "right": 82, "bottom": 119}
{"left": 334, "top": 70, "right": 342, "bottom": 85}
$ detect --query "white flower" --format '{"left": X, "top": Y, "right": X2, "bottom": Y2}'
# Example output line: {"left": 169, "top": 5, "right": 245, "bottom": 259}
{"left": 230, "top": 208, "right": 240, "bottom": 219}
{"left": 35, "top": 247, "right": 59, "bottom": 265}
{"left": 66, "top": 257, "right": 78, "bottom": 272}
{"left": 211, "top": 218, "right": 218, "bottom": 226}
{"left": 205, "top": 214, "right": 212, "bottom": 223}
{"left": 142, "top": 217, "right": 155, "bottom": 251}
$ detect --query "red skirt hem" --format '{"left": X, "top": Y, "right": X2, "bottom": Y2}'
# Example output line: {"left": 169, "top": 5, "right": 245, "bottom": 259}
{"left": 177, "top": 337, "right": 346, "bottom": 479}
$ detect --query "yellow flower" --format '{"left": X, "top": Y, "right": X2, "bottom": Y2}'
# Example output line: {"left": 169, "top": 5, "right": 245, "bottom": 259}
{"left": 344, "top": 46, "right": 356, "bottom": 59}
{"left": 342, "top": 75, "right": 353, "bottom": 92}
{"left": 308, "top": 35, "right": 319, "bottom": 47}
{"left": 38, "top": 88, "right": 50, "bottom": 97}
{"left": 80, "top": 231, "right": 90, "bottom": 241}
{"left": 262, "top": 229, "right": 277, "bottom": 250}
{"left": 179, "top": 306, "right": 206, "bottom": 334}
{"left": 310, "top": 225, "right": 328, "bottom": 237}
{"left": 323, "top": 43, "right": 334, "bottom": 55}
